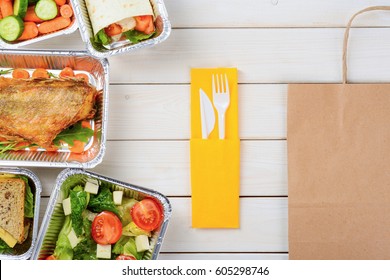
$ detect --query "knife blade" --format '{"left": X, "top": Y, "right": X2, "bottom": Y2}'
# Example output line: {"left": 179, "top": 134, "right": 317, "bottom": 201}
{"left": 199, "top": 88, "right": 215, "bottom": 139}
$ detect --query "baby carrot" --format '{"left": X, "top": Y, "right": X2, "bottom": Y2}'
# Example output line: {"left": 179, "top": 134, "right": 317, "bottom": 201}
{"left": 32, "top": 68, "right": 50, "bottom": 78}
{"left": 24, "top": 6, "right": 44, "bottom": 23}
{"left": 59, "top": 4, "right": 73, "bottom": 18}
{"left": 69, "top": 140, "right": 85, "bottom": 153}
{"left": 12, "top": 69, "right": 30, "bottom": 79}
{"left": 0, "top": 0, "right": 13, "bottom": 18}
{"left": 54, "top": 0, "right": 66, "bottom": 5}
{"left": 17, "top": 22, "right": 39, "bottom": 41}
{"left": 59, "top": 66, "right": 74, "bottom": 78}
{"left": 75, "top": 73, "right": 89, "bottom": 82}
{"left": 38, "top": 16, "right": 71, "bottom": 34}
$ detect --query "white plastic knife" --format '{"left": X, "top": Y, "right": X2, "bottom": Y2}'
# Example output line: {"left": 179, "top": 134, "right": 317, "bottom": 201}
{"left": 199, "top": 88, "right": 215, "bottom": 139}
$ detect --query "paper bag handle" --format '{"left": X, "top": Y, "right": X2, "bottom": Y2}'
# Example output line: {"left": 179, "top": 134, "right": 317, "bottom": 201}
{"left": 343, "top": 6, "right": 390, "bottom": 84}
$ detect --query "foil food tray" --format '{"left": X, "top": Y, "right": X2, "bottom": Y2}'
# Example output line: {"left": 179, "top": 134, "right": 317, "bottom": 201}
{"left": 32, "top": 168, "right": 172, "bottom": 260}
{"left": 0, "top": 49, "right": 109, "bottom": 168}
{"left": 0, "top": 1, "right": 78, "bottom": 48}
{"left": 70, "top": 0, "right": 171, "bottom": 58}
{"left": 0, "top": 167, "right": 42, "bottom": 260}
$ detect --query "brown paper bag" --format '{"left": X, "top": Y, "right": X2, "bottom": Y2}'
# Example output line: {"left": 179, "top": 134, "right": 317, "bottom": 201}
{"left": 288, "top": 6, "right": 390, "bottom": 260}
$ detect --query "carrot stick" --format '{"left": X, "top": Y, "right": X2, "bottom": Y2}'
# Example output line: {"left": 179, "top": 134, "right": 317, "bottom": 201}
{"left": 32, "top": 68, "right": 50, "bottom": 78}
{"left": 54, "top": 0, "right": 66, "bottom": 5}
{"left": 59, "top": 67, "right": 74, "bottom": 78}
{"left": 0, "top": 0, "right": 13, "bottom": 18}
{"left": 12, "top": 69, "right": 30, "bottom": 79}
{"left": 38, "top": 16, "right": 71, "bottom": 34}
{"left": 59, "top": 4, "right": 73, "bottom": 18}
{"left": 24, "top": 6, "right": 44, "bottom": 23}
{"left": 17, "top": 22, "right": 39, "bottom": 41}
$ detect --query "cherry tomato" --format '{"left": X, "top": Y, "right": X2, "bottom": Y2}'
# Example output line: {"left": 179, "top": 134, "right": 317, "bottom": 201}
{"left": 105, "top": 23, "right": 122, "bottom": 36}
{"left": 134, "top": 15, "right": 154, "bottom": 34}
{"left": 130, "top": 198, "right": 163, "bottom": 231}
{"left": 116, "top": 254, "right": 136, "bottom": 260}
{"left": 91, "top": 211, "right": 122, "bottom": 245}
{"left": 45, "top": 255, "right": 56, "bottom": 260}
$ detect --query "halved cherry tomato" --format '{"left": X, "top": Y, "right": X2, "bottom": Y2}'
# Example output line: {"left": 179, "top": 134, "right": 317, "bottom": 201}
{"left": 59, "top": 67, "right": 74, "bottom": 78}
{"left": 130, "top": 198, "right": 163, "bottom": 231}
{"left": 105, "top": 23, "right": 122, "bottom": 36}
{"left": 45, "top": 255, "right": 56, "bottom": 260}
{"left": 69, "top": 140, "right": 85, "bottom": 153}
{"left": 91, "top": 211, "right": 122, "bottom": 245}
{"left": 116, "top": 254, "right": 136, "bottom": 260}
{"left": 75, "top": 73, "right": 89, "bottom": 82}
{"left": 134, "top": 15, "right": 154, "bottom": 34}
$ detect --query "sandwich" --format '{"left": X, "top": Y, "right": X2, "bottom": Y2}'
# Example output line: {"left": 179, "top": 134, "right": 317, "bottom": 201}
{"left": 0, "top": 176, "right": 34, "bottom": 251}
{"left": 86, "top": 0, "right": 156, "bottom": 47}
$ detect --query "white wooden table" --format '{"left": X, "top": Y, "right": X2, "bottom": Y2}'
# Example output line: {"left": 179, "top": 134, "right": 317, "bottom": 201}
{"left": 24, "top": 0, "right": 390, "bottom": 260}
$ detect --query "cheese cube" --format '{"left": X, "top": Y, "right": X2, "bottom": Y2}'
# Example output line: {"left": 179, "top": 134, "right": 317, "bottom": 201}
{"left": 67, "top": 228, "right": 80, "bottom": 249}
{"left": 84, "top": 181, "right": 99, "bottom": 194}
{"left": 113, "top": 191, "right": 123, "bottom": 205}
{"left": 96, "top": 244, "right": 111, "bottom": 259}
{"left": 62, "top": 197, "right": 71, "bottom": 216}
{"left": 135, "top": 235, "right": 150, "bottom": 252}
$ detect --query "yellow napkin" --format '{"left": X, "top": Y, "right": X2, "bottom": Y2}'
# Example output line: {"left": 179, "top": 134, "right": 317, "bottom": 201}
{"left": 190, "top": 68, "right": 240, "bottom": 228}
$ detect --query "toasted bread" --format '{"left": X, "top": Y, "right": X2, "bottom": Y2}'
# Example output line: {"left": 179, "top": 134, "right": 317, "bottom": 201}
{"left": 0, "top": 178, "right": 25, "bottom": 243}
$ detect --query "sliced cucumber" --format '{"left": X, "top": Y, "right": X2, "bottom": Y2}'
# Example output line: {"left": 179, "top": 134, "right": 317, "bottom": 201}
{"left": 35, "top": 0, "right": 58, "bottom": 21}
{"left": 0, "top": 16, "right": 24, "bottom": 42}
{"left": 14, "top": 0, "right": 29, "bottom": 19}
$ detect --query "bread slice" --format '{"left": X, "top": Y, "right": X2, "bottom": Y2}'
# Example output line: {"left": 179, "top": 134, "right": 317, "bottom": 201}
{"left": 0, "top": 178, "right": 25, "bottom": 243}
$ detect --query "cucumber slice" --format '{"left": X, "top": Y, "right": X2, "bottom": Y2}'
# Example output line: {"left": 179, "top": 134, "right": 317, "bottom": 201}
{"left": 14, "top": 0, "right": 29, "bottom": 19}
{"left": 0, "top": 16, "right": 24, "bottom": 42}
{"left": 35, "top": 0, "right": 58, "bottom": 21}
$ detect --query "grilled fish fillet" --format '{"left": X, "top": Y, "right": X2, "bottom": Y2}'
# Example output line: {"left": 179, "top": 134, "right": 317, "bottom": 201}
{"left": 0, "top": 77, "right": 97, "bottom": 148}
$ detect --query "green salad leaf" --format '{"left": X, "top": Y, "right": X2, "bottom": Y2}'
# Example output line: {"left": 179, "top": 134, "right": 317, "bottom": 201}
{"left": 53, "top": 121, "right": 94, "bottom": 147}
{"left": 53, "top": 216, "right": 73, "bottom": 260}
{"left": 73, "top": 218, "right": 97, "bottom": 260}
{"left": 88, "top": 185, "right": 119, "bottom": 216}
{"left": 0, "top": 69, "right": 12, "bottom": 75}
{"left": 122, "top": 221, "right": 151, "bottom": 237}
{"left": 70, "top": 186, "right": 89, "bottom": 236}
{"left": 123, "top": 30, "right": 155, "bottom": 44}
{"left": 0, "top": 239, "right": 12, "bottom": 254}
{"left": 92, "top": 29, "right": 111, "bottom": 48}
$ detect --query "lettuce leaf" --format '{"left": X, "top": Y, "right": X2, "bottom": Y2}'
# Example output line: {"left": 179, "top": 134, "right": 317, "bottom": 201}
{"left": 0, "top": 239, "right": 12, "bottom": 254}
{"left": 17, "top": 176, "right": 34, "bottom": 218}
{"left": 88, "top": 185, "right": 119, "bottom": 216}
{"left": 91, "top": 29, "right": 111, "bottom": 48}
{"left": 112, "top": 236, "right": 143, "bottom": 260}
{"left": 70, "top": 187, "right": 89, "bottom": 236}
{"left": 73, "top": 218, "right": 97, "bottom": 260}
{"left": 123, "top": 30, "right": 155, "bottom": 44}
{"left": 53, "top": 216, "right": 73, "bottom": 260}
{"left": 53, "top": 121, "right": 94, "bottom": 147}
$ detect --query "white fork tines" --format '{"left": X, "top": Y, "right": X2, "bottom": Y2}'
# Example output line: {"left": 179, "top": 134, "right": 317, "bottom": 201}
{"left": 212, "top": 74, "right": 230, "bottom": 139}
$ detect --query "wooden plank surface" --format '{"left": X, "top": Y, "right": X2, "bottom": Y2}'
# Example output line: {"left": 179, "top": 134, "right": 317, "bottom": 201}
{"left": 31, "top": 140, "right": 287, "bottom": 197}
{"left": 29, "top": 28, "right": 390, "bottom": 84}
{"left": 165, "top": 0, "right": 390, "bottom": 27}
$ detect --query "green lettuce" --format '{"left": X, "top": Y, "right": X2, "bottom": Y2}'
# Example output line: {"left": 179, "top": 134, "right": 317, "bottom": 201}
{"left": 112, "top": 236, "right": 143, "bottom": 260}
{"left": 92, "top": 29, "right": 111, "bottom": 48}
{"left": 53, "top": 122, "right": 94, "bottom": 147}
{"left": 53, "top": 216, "right": 73, "bottom": 260}
{"left": 88, "top": 185, "right": 119, "bottom": 216}
{"left": 70, "top": 186, "right": 89, "bottom": 236}
{"left": 122, "top": 221, "right": 151, "bottom": 237}
{"left": 73, "top": 218, "right": 97, "bottom": 260}
{"left": 0, "top": 239, "right": 12, "bottom": 254}
{"left": 123, "top": 30, "right": 155, "bottom": 44}
{"left": 17, "top": 176, "right": 34, "bottom": 218}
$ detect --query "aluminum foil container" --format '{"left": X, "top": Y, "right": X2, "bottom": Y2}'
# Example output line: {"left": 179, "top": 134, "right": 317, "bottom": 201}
{"left": 0, "top": 1, "right": 78, "bottom": 48}
{"left": 0, "top": 49, "right": 109, "bottom": 169}
{"left": 0, "top": 167, "right": 42, "bottom": 260}
{"left": 32, "top": 168, "right": 172, "bottom": 260}
{"left": 71, "top": 0, "right": 171, "bottom": 58}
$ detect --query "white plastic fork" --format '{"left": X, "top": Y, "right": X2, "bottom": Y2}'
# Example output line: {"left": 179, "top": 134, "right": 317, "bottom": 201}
{"left": 212, "top": 74, "right": 230, "bottom": 139}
